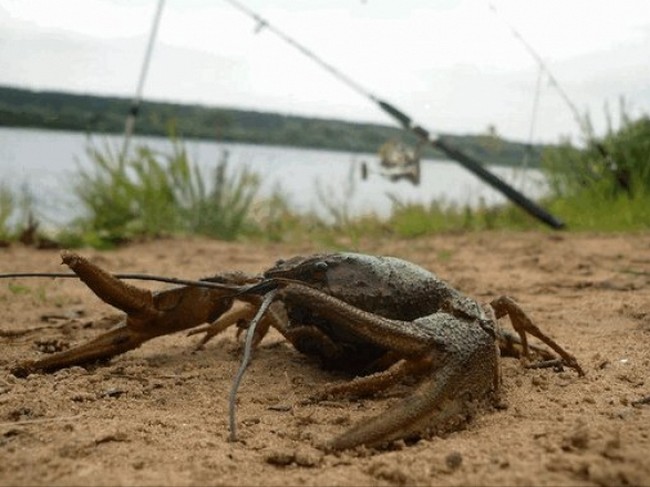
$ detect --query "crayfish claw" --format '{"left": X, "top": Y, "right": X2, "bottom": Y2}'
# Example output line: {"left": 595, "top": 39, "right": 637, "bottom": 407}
{"left": 61, "top": 251, "right": 157, "bottom": 322}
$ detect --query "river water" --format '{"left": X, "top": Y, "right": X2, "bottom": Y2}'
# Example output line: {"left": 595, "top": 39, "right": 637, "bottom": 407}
{"left": 0, "top": 126, "right": 547, "bottom": 227}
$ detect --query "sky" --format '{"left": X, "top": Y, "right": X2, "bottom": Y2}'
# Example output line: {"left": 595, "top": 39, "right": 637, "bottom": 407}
{"left": 0, "top": 0, "right": 649, "bottom": 144}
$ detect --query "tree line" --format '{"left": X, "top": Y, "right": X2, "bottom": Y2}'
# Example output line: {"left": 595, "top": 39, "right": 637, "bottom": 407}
{"left": 0, "top": 85, "right": 543, "bottom": 167}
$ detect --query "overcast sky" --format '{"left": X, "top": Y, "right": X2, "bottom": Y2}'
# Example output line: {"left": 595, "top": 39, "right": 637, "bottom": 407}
{"left": 1, "top": 0, "right": 648, "bottom": 144}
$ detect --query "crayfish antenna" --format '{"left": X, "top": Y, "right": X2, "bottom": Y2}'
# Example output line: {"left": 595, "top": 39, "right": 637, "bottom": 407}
{"left": 228, "top": 289, "right": 278, "bottom": 442}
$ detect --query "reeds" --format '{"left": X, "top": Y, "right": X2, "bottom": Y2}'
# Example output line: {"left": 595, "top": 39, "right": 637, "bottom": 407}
{"left": 67, "top": 137, "right": 260, "bottom": 247}
{"left": 542, "top": 106, "right": 650, "bottom": 231}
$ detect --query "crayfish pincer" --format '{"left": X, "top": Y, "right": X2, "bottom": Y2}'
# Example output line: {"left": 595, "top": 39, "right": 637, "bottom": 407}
{"left": 4, "top": 251, "right": 584, "bottom": 451}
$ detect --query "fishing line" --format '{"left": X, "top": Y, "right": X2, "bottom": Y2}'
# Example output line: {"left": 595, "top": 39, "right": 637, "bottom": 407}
{"left": 488, "top": 2, "right": 619, "bottom": 185}
{"left": 224, "top": 0, "right": 376, "bottom": 103}
{"left": 487, "top": 2, "right": 587, "bottom": 138}
{"left": 518, "top": 65, "right": 544, "bottom": 190}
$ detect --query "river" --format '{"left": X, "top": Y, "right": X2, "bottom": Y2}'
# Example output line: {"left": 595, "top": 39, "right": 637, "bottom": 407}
{"left": 0, "top": 126, "right": 547, "bottom": 228}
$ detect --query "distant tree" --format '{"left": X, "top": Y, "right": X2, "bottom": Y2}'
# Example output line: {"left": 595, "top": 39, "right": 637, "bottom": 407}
{"left": 480, "top": 123, "right": 504, "bottom": 152}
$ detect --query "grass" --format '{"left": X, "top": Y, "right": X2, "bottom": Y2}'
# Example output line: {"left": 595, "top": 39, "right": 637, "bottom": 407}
{"left": 5, "top": 110, "right": 649, "bottom": 249}
{"left": 0, "top": 184, "right": 41, "bottom": 242}
{"left": 60, "top": 137, "right": 261, "bottom": 248}
{"left": 383, "top": 197, "right": 536, "bottom": 236}
{"left": 0, "top": 184, "right": 14, "bottom": 240}
{"left": 541, "top": 108, "right": 650, "bottom": 232}
{"left": 7, "top": 283, "right": 30, "bottom": 295}
{"left": 249, "top": 108, "right": 650, "bottom": 240}
{"left": 546, "top": 185, "right": 650, "bottom": 231}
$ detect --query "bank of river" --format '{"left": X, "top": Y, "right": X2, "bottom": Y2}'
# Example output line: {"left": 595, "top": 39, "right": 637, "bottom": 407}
{"left": 0, "top": 126, "right": 547, "bottom": 227}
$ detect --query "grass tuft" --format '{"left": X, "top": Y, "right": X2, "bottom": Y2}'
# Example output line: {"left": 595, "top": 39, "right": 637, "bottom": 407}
{"left": 541, "top": 108, "right": 650, "bottom": 231}
{"left": 65, "top": 137, "right": 261, "bottom": 247}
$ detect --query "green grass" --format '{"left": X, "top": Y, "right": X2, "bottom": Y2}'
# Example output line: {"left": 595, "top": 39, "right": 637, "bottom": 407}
{"left": 378, "top": 195, "right": 540, "bottom": 238}
{"left": 0, "top": 184, "right": 41, "bottom": 242}
{"left": 7, "top": 283, "right": 30, "bottom": 295}
{"left": 61, "top": 137, "right": 261, "bottom": 248}
{"left": 546, "top": 187, "right": 650, "bottom": 231}
{"left": 5, "top": 111, "right": 649, "bottom": 249}
{"left": 0, "top": 184, "right": 14, "bottom": 240}
{"left": 326, "top": 109, "right": 650, "bottom": 239}
{"left": 540, "top": 109, "right": 650, "bottom": 231}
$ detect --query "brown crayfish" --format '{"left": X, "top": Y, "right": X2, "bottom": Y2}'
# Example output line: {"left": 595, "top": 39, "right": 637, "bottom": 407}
{"left": 3, "top": 251, "right": 583, "bottom": 450}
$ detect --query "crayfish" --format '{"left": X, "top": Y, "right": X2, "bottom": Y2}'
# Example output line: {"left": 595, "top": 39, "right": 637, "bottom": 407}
{"left": 3, "top": 251, "right": 583, "bottom": 450}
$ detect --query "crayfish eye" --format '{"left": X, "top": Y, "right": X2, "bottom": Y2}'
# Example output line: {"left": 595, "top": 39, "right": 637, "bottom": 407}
{"left": 314, "top": 261, "right": 328, "bottom": 271}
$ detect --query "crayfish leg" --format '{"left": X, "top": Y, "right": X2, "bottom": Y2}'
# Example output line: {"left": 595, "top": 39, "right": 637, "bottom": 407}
{"left": 490, "top": 296, "right": 584, "bottom": 376}
{"left": 11, "top": 322, "right": 145, "bottom": 377}
{"left": 307, "top": 358, "right": 431, "bottom": 403}
{"left": 188, "top": 303, "right": 259, "bottom": 350}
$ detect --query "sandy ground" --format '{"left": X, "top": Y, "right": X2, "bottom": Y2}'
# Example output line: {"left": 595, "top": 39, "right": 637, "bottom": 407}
{"left": 0, "top": 232, "right": 649, "bottom": 487}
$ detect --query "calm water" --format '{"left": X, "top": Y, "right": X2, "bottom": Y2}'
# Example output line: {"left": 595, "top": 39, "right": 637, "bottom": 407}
{"left": 0, "top": 126, "right": 547, "bottom": 227}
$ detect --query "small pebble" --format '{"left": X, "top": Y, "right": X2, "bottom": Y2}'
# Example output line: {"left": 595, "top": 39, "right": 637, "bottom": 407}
{"left": 445, "top": 451, "right": 463, "bottom": 470}
{"left": 265, "top": 449, "right": 294, "bottom": 466}
{"left": 294, "top": 447, "right": 323, "bottom": 468}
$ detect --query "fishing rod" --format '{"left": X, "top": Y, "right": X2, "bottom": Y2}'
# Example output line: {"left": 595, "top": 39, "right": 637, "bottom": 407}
{"left": 223, "top": 0, "right": 565, "bottom": 229}
{"left": 120, "top": 0, "right": 166, "bottom": 160}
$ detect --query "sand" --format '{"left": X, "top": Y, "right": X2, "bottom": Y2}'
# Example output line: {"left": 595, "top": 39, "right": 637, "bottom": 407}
{"left": 1, "top": 232, "right": 649, "bottom": 486}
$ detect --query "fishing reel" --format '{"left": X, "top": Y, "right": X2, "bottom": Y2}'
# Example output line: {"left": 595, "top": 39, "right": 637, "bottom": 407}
{"left": 360, "top": 140, "right": 422, "bottom": 186}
